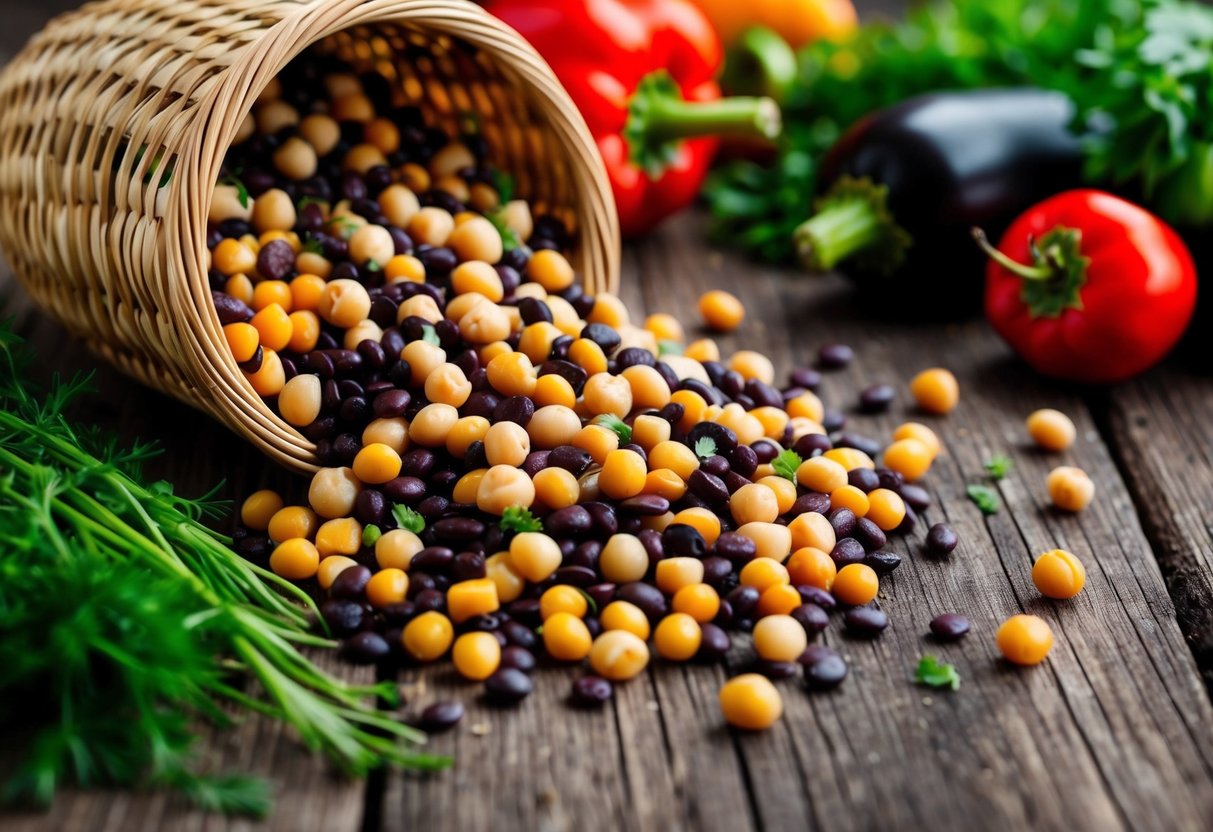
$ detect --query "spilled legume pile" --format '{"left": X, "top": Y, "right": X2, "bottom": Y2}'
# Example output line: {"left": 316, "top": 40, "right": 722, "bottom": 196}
{"left": 211, "top": 58, "right": 1090, "bottom": 733}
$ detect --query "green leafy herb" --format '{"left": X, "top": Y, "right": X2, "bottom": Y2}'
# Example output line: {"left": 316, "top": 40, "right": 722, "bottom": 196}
{"left": 362, "top": 524, "right": 382, "bottom": 547}
{"left": 772, "top": 448, "right": 803, "bottom": 481}
{"left": 915, "top": 656, "right": 961, "bottom": 690}
{"left": 0, "top": 323, "right": 447, "bottom": 813}
{"left": 490, "top": 170, "right": 516, "bottom": 204}
{"left": 219, "top": 174, "right": 250, "bottom": 209}
{"left": 486, "top": 209, "right": 522, "bottom": 252}
{"left": 593, "top": 413, "right": 632, "bottom": 444}
{"left": 578, "top": 588, "right": 599, "bottom": 616}
{"left": 984, "top": 454, "right": 1014, "bottom": 480}
{"left": 966, "top": 484, "right": 1001, "bottom": 515}
{"left": 420, "top": 324, "right": 440, "bottom": 346}
{"left": 392, "top": 504, "right": 426, "bottom": 534}
{"left": 657, "top": 340, "right": 684, "bottom": 356}
{"left": 693, "top": 436, "right": 718, "bottom": 459}
{"left": 500, "top": 506, "right": 544, "bottom": 534}
{"left": 365, "top": 260, "right": 382, "bottom": 273}
{"left": 302, "top": 235, "right": 325, "bottom": 256}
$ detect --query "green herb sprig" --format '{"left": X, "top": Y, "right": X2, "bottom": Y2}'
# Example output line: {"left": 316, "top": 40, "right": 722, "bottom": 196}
{"left": 772, "top": 449, "right": 802, "bottom": 481}
{"left": 915, "top": 656, "right": 961, "bottom": 690}
{"left": 500, "top": 506, "right": 544, "bottom": 534}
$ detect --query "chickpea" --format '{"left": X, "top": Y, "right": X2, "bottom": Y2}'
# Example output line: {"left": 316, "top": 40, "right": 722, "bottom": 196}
{"left": 451, "top": 260, "right": 505, "bottom": 302}
{"left": 866, "top": 488, "right": 907, "bottom": 531}
{"left": 728, "top": 350, "right": 774, "bottom": 385}
{"left": 453, "top": 631, "right": 502, "bottom": 681}
{"left": 589, "top": 630, "right": 651, "bottom": 681}
{"left": 600, "top": 600, "right": 652, "bottom": 640}
{"left": 409, "top": 403, "right": 460, "bottom": 447}
{"left": 316, "top": 555, "right": 358, "bottom": 591}
{"left": 833, "top": 564, "right": 879, "bottom": 606}
{"left": 308, "top": 467, "right": 361, "bottom": 519}
{"left": 375, "top": 528, "right": 423, "bottom": 570}
{"left": 829, "top": 485, "right": 870, "bottom": 518}
{"left": 600, "top": 449, "right": 648, "bottom": 500}
{"left": 407, "top": 207, "right": 455, "bottom": 247}
{"left": 644, "top": 468, "right": 687, "bottom": 501}
{"left": 787, "top": 512, "right": 836, "bottom": 554}
{"left": 318, "top": 279, "right": 372, "bottom": 328}
{"left": 299, "top": 113, "right": 340, "bottom": 156}
{"left": 486, "top": 351, "right": 537, "bottom": 398}
{"left": 699, "top": 290, "right": 745, "bottom": 332}
{"left": 892, "top": 422, "right": 941, "bottom": 460}
{"left": 786, "top": 391, "right": 824, "bottom": 423}
{"left": 256, "top": 99, "right": 299, "bottom": 135}
{"left": 240, "top": 489, "right": 284, "bottom": 531}
{"left": 270, "top": 538, "right": 320, "bottom": 580}
{"left": 621, "top": 364, "right": 672, "bottom": 410}
{"left": 752, "top": 614, "right": 808, "bottom": 662}
{"left": 786, "top": 546, "right": 837, "bottom": 591}
{"left": 352, "top": 443, "right": 402, "bottom": 485}
{"left": 424, "top": 363, "right": 473, "bottom": 408}
{"left": 212, "top": 238, "right": 256, "bottom": 275}
{"left": 671, "top": 508, "right": 721, "bottom": 547}
{"left": 542, "top": 612, "right": 593, "bottom": 662}
{"left": 401, "top": 340, "right": 447, "bottom": 386}
{"left": 363, "top": 417, "right": 409, "bottom": 454}
{"left": 479, "top": 420, "right": 529, "bottom": 468}
{"left": 223, "top": 322, "right": 259, "bottom": 363}
{"left": 315, "top": 517, "right": 362, "bottom": 557}
{"left": 532, "top": 466, "right": 580, "bottom": 509}
{"left": 268, "top": 505, "right": 319, "bottom": 544}
{"left": 252, "top": 188, "right": 297, "bottom": 233}
{"left": 655, "top": 557, "right": 705, "bottom": 595}
{"left": 824, "top": 447, "right": 875, "bottom": 472}
{"left": 532, "top": 373, "right": 576, "bottom": 409}
{"left": 797, "top": 456, "right": 849, "bottom": 493}
{"left": 719, "top": 674, "right": 782, "bottom": 730}
{"left": 653, "top": 613, "right": 702, "bottom": 661}
{"left": 996, "top": 614, "right": 1054, "bottom": 666}
{"left": 527, "top": 405, "right": 582, "bottom": 449}
{"left": 909, "top": 368, "right": 960, "bottom": 414}
{"left": 273, "top": 136, "right": 318, "bottom": 181}
{"left": 446, "top": 578, "right": 500, "bottom": 625}
{"left": 508, "top": 532, "right": 562, "bottom": 582}
{"left": 343, "top": 143, "right": 388, "bottom": 174}
{"left": 540, "top": 585, "right": 589, "bottom": 620}
{"left": 882, "top": 438, "right": 933, "bottom": 482}
{"left": 453, "top": 469, "right": 488, "bottom": 505}
{"left": 250, "top": 303, "right": 292, "bottom": 352}
{"left": 402, "top": 611, "right": 454, "bottom": 662}
{"left": 378, "top": 184, "right": 421, "bottom": 229}
{"left": 459, "top": 301, "right": 511, "bottom": 345}
{"left": 573, "top": 424, "right": 619, "bottom": 465}
{"left": 429, "top": 142, "right": 476, "bottom": 178}
{"left": 729, "top": 483, "right": 780, "bottom": 525}
{"left": 500, "top": 199, "right": 533, "bottom": 240}
{"left": 1032, "top": 549, "right": 1086, "bottom": 599}
{"left": 224, "top": 273, "right": 254, "bottom": 305}
{"left": 715, "top": 405, "right": 764, "bottom": 446}
{"left": 672, "top": 583, "right": 720, "bottom": 623}
{"left": 1047, "top": 466, "right": 1095, "bottom": 512}
{"left": 331, "top": 92, "right": 375, "bottom": 122}
{"left": 246, "top": 348, "right": 286, "bottom": 396}
{"left": 527, "top": 249, "right": 575, "bottom": 292}
{"left": 648, "top": 441, "right": 699, "bottom": 481}
{"left": 486, "top": 552, "right": 526, "bottom": 603}
{"left": 684, "top": 338, "right": 720, "bottom": 363}
{"left": 600, "top": 533, "right": 650, "bottom": 583}
{"left": 568, "top": 338, "right": 609, "bottom": 375}
{"left": 448, "top": 217, "right": 504, "bottom": 264}
{"left": 348, "top": 224, "right": 395, "bottom": 269}
{"left": 476, "top": 465, "right": 536, "bottom": 516}
{"left": 1027, "top": 408, "right": 1077, "bottom": 452}
{"left": 739, "top": 558, "right": 790, "bottom": 593}
{"left": 632, "top": 414, "right": 671, "bottom": 450}
{"left": 210, "top": 184, "right": 254, "bottom": 224}
{"left": 366, "top": 567, "right": 409, "bottom": 608}
{"left": 583, "top": 373, "right": 634, "bottom": 418}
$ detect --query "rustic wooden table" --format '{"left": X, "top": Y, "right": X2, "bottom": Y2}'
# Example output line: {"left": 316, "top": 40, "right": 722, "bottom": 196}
{"left": 4, "top": 3, "right": 1213, "bottom": 831}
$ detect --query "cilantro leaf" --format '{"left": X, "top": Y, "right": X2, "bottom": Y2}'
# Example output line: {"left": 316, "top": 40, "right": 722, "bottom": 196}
{"left": 420, "top": 324, "right": 440, "bottom": 347}
{"left": 966, "top": 484, "right": 1001, "bottom": 515}
{"left": 772, "top": 448, "right": 802, "bottom": 481}
{"left": 486, "top": 209, "right": 522, "bottom": 252}
{"left": 391, "top": 505, "right": 425, "bottom": 534}
{"left": 500, "top": 506, "right": 544, "bottom": 534}
{"left": 984, "top": 454, "right": 1013, "bottom": 480}
{"left": 915, "top": 656, "right": 960, "bottom": 691}
{"left": 693, "top": 436, "right": 717, "bottom": 459}
{"left": 593, "top": 413, "right": 632, "bottom": 444}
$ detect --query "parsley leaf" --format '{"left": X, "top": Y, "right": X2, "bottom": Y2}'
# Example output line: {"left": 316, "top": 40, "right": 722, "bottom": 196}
{"left": 486, "top": 209, "right": 522, "bottom": 252}
{"left": 392, "top": 504, "right": 425, "bottom": 534}
{"left": 593, "top": 413, "right": 632, "bottom": 444}
{"left": 966, "top": 484, "right": 1001, "bottom": 515}
{"left": 984, "top": 454, "right": 1014, "bottom": 480}
{"left": 500, "top": 506, "right": 544, "bottom": 534}
{"left": 420, "top": 324, "right": 440, "bottom": 346}
{"left": 915, "top": 656, "right": 960, "bottom": 691}
{"left": 693, "top": 436, "right": 717, "bottom": 459}
{"left": 771, "top": 448, "right": 802, "bottom": 481}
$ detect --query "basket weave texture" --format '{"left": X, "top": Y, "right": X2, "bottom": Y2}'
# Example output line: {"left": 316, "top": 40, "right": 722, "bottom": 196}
{"left": 0, "top": 0, "right": 620, "bottom": 471}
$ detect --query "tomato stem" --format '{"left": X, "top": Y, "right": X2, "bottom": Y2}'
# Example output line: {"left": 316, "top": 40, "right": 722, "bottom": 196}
{"left": 971, "top": 228, "right": 1055, "bottom": 281}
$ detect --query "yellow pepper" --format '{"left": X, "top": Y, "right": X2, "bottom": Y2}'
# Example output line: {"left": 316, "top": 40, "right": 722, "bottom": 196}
{"left": 689, "top": 0, "right": 857, "bottom": 49}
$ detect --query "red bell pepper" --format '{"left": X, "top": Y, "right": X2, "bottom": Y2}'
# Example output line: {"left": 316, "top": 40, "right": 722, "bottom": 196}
{"left": 976, "top": 190, "right": 1197, "bottom": 384}
{"left": 487, "top": 0, "right": 781, "bottom": 238}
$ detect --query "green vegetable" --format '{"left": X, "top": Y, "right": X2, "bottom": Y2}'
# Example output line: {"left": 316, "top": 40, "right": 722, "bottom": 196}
{"left": 420, "top": 324, "right": 441, "bottom": 347}
{"left": 771, "top": 448, "right": 802, "bottom": 481}
{"left": 657, "top": 340, "right": 684, "bottom": 357}
{"left": 219, "top": 174, "right": 250, "bottom": 209}
{"left": 0, "top": 324, "right": 447, "bottom": 812}
{"left": 362, "top": 524, "right": 383, "bottom": 547}
{"left": 966, "top": 484, "right": 1001, "bottom": 515}
{"left": 693, "top": 436, "right": 718, "bottom": 459}
{"left": 392, "top": 504, "right": 426, "bottom": 534}
{"left": 500, "top": 506, "right": 544, "bottom": 534}
{"left": 914, "top": 656, "right": 961, "bottom": 690}
{"left": 593, "top": 413, "right": 632, "bottom": 444}
{"left": 984, "top": 454, "right": 1014, "bottom": 480}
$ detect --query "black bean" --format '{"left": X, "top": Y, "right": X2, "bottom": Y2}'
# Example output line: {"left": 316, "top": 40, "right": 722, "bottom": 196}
{"left": 413, "top": 588, "right": 447, "bottom": 614}
{"left": 383, "top": 475, "right": 426, "bottom": 504}
{"left": 616, "top": 347, "right": 656, "bottom": 370}
{"left": 844, "top": 606, "right": 889, "bottom": 636}
{"left": 828, "top": 507, "right": 858, "bottom": 538}
{"left": 788, "top": 367, "right": 822, "bottom": 390}
{"left": 500, "top": 645, "right": 537, "bottom": 674}
{"left": 848, "top": 467, "right": 881, "bottom": 492}
{"left": 518, "top": 297, "right": 553, "bottom": 325}
{"left": 926, "top": 523, "right": 958, "bottom": 555}
{"left": 714, "top": 531, "right": 756, "bottom": 562}
{"left": 583, "top": 582, "right": 614, "bottom": 610}
{"left": 581, "top": 322, "right": 621, "bottom": 355}
{"left": 418, "top": 701, "right": 464, "bottom": 732}
{"left": 485, "top": 667, "right": 533, "bottom": 705}
{"left": 655, "top": 401, "right": 685, "bottom": 424}
{"left": 407, "top": 573, "right": 436, "bottom": 597}
{"left": 797, "top": 585, "right": 837, "bottom": 611}
{"left": 212, "top": 290, "right": 253, "bottom": 324}
{"left": 803, "top": 646, "right": 848, "bottom": 690}
{"left": 451, "top": 551, "right": 487, "bottom": 581}
{"left": 331, "top": 565, "right": 372, "bottom": 599}
{"left": 700, "top": 556, "right": 732, "bottom": 588}
{"left": 725, "top": 585, "right": 761, "bottom": 619}
{"left": 355, "top": 489, "right": 388, "bottom": 526}
{"left": 699, "top": 454, "right": 730, "bottom": 477}
{"left": 662, "top": 524, "right": 707, "bottom": 558}
{"left": 830, "top": 538, "right": 867, "bottom": 567}
{"left": 929, "top": 613, "right": 971, "bottom": 641}
{"left": 686, "top": 469, "right": 729, "bottom": 506}
{"left": 822, "top": 409, "right": 846, "bottom": 433}
{"left": 790, "top": 493, "right": 831, "bottom": 517}
{"left": 546, "top": 505, "right": 592, "bottom": 536}
{"left": 897, "top": 504, "right": 918, "bottom": 535}
{"left": 723, "top": 471, "right": 751, "bottom": 494}
{"left": 570, "top": 676, "right": 614, "bottom": 707}
{"left": 502, "top": 619, "right": 538, "bottom": 650}
{"left": 750, "top": 439, "right": 780, "bottom": 464}
{"left": 865, "top": 550, "right": 902, "bottom": 575}
{"left": 620, "top": 494, "right": 670, "bottom": 516}
{"left": 753, "top": 659, "right": 801, "bottom": 680}
{"left": 433, "top": 518, "right": 485, "bottom": 544}
{"left": 817, "top": 343, "right": 854, "bottom": 369}
{"left": 555, "top": 565, "right": 597, "bottom": 587}
{"left": 582, "top": 502, "right": 618, "bottom": 536}
{"left": 340, "top": 631, "right": 391, "bottom": 665}
{"left": 320, "top": 599, "right": 365, "bottom": 636}
{"left": 899, "top": 483, "right": 932, "bottom": 511}
{"left": 401, "top": 449, "right": 437, "bottom": 478}
{"left": 687, "top": 421, "right": 738, "bottom": 457}
{"left": 370, "top": 388, "right": 410, "bottom": 419}
{"left": 549, "top": 445, "right": 593, "bottom": 476}
{"left": 874, "top": 467, "right": 904, "bottom": 491}
{"left": 853, "top": 518, "right": 887, "bottom": 552}
{"left": 493, "top": 395, "right": 535, "bottom": 427}
{"left": 462, "top": 441, "right": 488, "bottom": 472}
{"left": 238, "top": 346, "right": 264, "bottom": 374}
{"left": 616, "top": 582, "right": 667, "bottom": 621}
{"left": 696, "top": 622, "right": 731, "bottom": 662}
{"left": 728, "top": 444, "right": 759, "bottom": 478}
{"left": 791, "top": 602, "right": 830, "bottom": 636}
{"left": 255, "top": 239, "right": 295, "bottom": 281}
{"left": 858, "top": 384, "right": 895, "bottom": 413}
{"left": 381, "top": 601, "right": 416, "bottom": 626}
{"left": 521, "top": 450, "right": 551, "bottom": 478}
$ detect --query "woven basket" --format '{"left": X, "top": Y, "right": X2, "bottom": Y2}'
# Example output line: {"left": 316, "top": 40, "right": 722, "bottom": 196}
{"left": 0, "top": 0, "right": 620, "bottom": 472}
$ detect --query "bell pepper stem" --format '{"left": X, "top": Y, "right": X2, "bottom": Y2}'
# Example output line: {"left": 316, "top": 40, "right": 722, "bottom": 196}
{"left": 720, "top": 26, "right": 799, "bottom": 102}
{"left": 793, "top": 176, "right": 911, "bottom": 273}
{"left": 971, "top": 228, "right": 1054, "bottom": 281}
